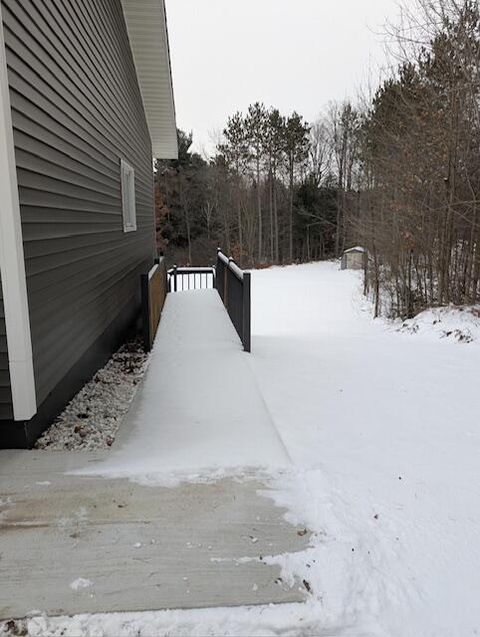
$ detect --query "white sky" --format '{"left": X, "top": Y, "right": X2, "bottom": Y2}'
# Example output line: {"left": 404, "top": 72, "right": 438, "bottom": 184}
{"left": 166, "top": 0, "right": 403, "bottom": 154}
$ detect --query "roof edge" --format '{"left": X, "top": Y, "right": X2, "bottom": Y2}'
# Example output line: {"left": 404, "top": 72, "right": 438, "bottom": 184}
{"left": 121, "top": 0, "right": 178, "bottom": 160}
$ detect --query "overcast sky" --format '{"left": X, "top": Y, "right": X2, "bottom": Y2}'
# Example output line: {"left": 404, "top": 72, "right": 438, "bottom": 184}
{"left": 166, "top": 0, "right": 402, "bottom": 154}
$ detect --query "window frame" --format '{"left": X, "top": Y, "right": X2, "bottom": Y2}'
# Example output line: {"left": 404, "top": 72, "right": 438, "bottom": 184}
{"left": 120, "top": 159, "right": 137, "bottom": 233}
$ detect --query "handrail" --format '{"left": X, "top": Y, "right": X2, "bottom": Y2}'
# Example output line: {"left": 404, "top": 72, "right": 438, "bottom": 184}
{"left": 216, "top": 249, "right": 251, "bottom": 352}
{"left": 141, "top": 257, "right": 167, "bottom": 351}
{"left": 217, "top": 252, "right": 244, "bottom": 281}
{"left": 167, "top": 265, "right": 215, "bottom": 292}
{"left": 164, "top": 252, "right": 251, "bottom": 352}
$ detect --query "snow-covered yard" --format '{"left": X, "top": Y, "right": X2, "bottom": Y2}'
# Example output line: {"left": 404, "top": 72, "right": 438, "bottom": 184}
{"left": 6, "top": 262, "right": 480, "bottom": 636}
{"left": 248, "top": 263, "right": 480, "bottom": 636}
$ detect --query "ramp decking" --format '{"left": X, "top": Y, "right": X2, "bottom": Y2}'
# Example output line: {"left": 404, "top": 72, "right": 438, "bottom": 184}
{"left": 89, "top": 289, "right": 290, "bottom": 478}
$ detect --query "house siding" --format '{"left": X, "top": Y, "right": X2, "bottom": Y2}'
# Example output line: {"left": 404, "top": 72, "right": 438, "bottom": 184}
{"left": 0, "top": 0, "right": 155, "bottom": 432}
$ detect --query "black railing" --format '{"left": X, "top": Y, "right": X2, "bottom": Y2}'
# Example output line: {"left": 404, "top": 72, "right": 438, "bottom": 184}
{"left": 216, "top": 249, "right": 251, "bottom": 352}
{"left": 167, "top": 266, "right": 216, "bottom": 292}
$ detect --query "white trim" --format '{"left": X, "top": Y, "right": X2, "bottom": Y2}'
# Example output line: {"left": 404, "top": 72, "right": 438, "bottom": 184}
{"left": 0, "top": 7, "right": 37, "bottom": 421}
{"left": 120, "top": 159, "right": 137, "bottom": 233}
{"left": 121, "top": 0, "right": 178, "bottom": 159}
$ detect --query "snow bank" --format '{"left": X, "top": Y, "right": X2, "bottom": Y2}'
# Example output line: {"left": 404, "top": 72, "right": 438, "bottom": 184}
{"left": 6, "top": 603, "right": 367, "bottom": 637}
{"left": 398, "top": 305, "right": 480, "bottom": 343}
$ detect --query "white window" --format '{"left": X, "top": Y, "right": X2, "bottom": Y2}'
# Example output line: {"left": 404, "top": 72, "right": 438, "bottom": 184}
{"left": 120, "top": 159, "right": 137, "bottom": 232}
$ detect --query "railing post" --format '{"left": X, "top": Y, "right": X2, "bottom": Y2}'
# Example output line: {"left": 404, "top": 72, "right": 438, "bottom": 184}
{"left": 173, "top": 264, "right": 178, "bottom": 292}
{"left": 242, "top": 272, "right": 251, "bottom": 352}
{"left": 141, "top": 272, "right": 150, "bottom": 351}
{"left": 215, "top": 249, "right": 221, "bottom": 296}
{"left": 224, "top": 258, "right": 231, "bottom": 309}
{"left": 216, "top": 247, "right": 221, "bottom": 294}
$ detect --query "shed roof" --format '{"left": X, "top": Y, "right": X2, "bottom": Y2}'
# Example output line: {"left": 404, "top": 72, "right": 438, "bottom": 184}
{"left": 121, "top": 0, "right": 178, "bottom": 159}
{"left": 343, "top": 246, "right": 366, "bottom": 254}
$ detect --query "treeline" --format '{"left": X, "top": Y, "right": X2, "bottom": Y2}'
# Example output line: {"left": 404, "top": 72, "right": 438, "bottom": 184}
{"left": 155, "top": 106, "right": 340, "bottom": 268}
{"left": 156, "top": 0, "right": 480, "bottom": 319}
{"left": 357, "top": 0, "right": 480, "bottom": 317}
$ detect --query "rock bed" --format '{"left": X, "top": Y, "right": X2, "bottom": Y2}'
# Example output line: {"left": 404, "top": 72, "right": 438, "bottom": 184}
{"left": 35, "top": 340, "right": 149, "bottom": 451}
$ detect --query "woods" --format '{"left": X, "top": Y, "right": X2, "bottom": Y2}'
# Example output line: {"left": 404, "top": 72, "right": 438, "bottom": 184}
{"left": 156, "top": 106, "right": 318, "bottom": 267}
{"left": 357, "top": 0, "right": 480, "bottom": 318}
{"left": 156, "top": 0, "right": 480, "bottom": 319}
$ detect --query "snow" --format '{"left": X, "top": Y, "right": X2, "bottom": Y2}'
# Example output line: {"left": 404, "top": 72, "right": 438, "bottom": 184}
{"left": 5, "top": 262, "right": 480, "bottom": 636}
{"left": 69, "top": 579, "right": 94, "bottom": 591}
{"left": 79, "top": 290, "right": 290, "bottom": 480}
{"left": 247, "top": 264, "right": 480, "bottom": 635}
{"left": 5, "top": 605, "right": 357, "bottom": 637}
{"left": 398, "top": 304, "right": 480, "bottom": 343}
{"left": 343, "top": 245, "right": 365, "bottom": 253}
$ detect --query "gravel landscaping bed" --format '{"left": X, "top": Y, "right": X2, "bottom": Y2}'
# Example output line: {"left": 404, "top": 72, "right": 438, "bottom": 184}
{"left": 35, "top": 339, "right": 149, "bottom": 451}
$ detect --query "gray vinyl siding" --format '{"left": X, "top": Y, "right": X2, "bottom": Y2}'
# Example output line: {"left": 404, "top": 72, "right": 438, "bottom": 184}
{"left": 0, "top": 283, "right": 13, "bottom": 419}
{"left": 1, "top": 0, "right": 155, "bottom": 411}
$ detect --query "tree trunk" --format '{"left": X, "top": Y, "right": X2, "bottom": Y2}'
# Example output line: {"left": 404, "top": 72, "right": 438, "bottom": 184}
{"left": 269, "top": 168, "right": 274, "bottom": 261}
{"left": 257, "top": 158, "right": 262, "bottom": 262}
{"left": 273, "top": 168, "right": 279, "bottom": 263}
{"left": 236, "top": 171, "right": 243, "bottom": 266}
{"left": 289, "top": 164, "right": 294, "bottom": 262}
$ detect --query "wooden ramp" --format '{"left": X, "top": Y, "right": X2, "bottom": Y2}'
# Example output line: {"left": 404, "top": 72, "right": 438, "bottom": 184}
{"left": 0, "top": 451, "right": 307, "bottom": 620}
{"left": 89, "top": 289, "right": 291, "bottom": 478}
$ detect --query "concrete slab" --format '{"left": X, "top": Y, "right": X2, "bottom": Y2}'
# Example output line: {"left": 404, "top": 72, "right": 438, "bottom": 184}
{"left": 0, "top": 451, "right": 308, "bottom": 619}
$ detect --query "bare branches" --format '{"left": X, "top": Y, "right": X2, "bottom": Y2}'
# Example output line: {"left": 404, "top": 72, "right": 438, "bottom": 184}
{"left": 356, "top": 0, "right": 480, "bottom": 317}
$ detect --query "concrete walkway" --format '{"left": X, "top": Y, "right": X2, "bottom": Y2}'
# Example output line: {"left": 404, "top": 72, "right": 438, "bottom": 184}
{"left": 0, "top": 451, "right": 307, "bottom": 619}
{"left": 0, "top": 291, "right": 305, "bottom": 620}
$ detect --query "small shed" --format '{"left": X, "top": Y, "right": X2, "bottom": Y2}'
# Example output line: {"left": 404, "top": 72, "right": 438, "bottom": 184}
{"left": 341, "top": 246, "right": 366, "bottom": 270}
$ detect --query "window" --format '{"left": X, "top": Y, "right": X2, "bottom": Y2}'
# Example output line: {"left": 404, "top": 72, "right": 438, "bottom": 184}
{"left": 120, "top": 159, "right": 137, "bottom": 232}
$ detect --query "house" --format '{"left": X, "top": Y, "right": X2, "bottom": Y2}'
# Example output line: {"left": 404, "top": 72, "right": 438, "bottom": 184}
{"left": 0, "top": 0, "right": 177, "bottom": 448}
{"left": 341, "top": 246, "right": 366, "bottom": 271}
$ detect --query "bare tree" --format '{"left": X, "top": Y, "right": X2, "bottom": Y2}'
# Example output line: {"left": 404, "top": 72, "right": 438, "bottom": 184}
{"left": 309, "top": 117, "right": 331, "bottom": 187}
{"left": 245, "top": 103, "right": 267, "bottom": 262}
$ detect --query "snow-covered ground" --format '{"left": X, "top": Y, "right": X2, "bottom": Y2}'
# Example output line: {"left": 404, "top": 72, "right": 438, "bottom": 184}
{"left": 8, "top": 262, "right": 480, "bottom": 636}
{"left": 398, "top": 304, "right": 480, "bottom": 343}
{"left": 248, "top": 263, "right": 480, "bottom": 636}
